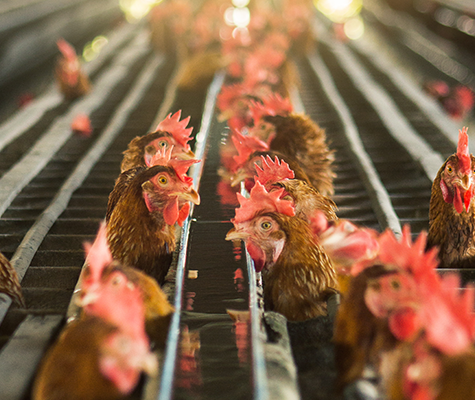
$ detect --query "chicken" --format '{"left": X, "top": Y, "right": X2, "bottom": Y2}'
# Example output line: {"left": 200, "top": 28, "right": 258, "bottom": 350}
{"left": 310, "top": 211, "right": 379, "bottom": 295}
{"left": 427, "top": 127, "right": 475, "bottom": 268}
{"left": 382, "top": 273, "right": 475, "bottom": 400}
{"left": 334, "top": 227, "right": 439, "bottom": 391}
{"left": 120, "top": 110, "right": 195, "bottom": 173}
{"left": 0, "top": 251, "right": 25, "bottom": 307}
{"left": 32, "top": 253, "right": 157, "bottom": 400}
{"left": 423, "top": 81, "right": 474, "bottom": 120}
{"left": 71, "top": 114, "right": 92, "bottom": 137}
{"left": 79, "top": 223, "right": 174, "bottom": 348}
{"left": 216, "top": 83, "right": 265, "bottom": 133}
{"left": 106, "top": 147, "right": 200, "bottom": 284}
{"left": 253, "top": 155, "right": 338, "bottom": 222}
{"left": 225, "top": 182, "right": 339, "bottom": 321}
{"left": 247, "top": 94, "right": 335, "bottom": 196}
{"left": 55, "top": 38, "right": 91, "bottom": 100}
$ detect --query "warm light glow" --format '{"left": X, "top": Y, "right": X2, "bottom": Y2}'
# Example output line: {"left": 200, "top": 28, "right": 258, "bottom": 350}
{"left": 344, "top": 17, "right": 364, "bottom": 40}
{"left": 315, "top": 0, "right": 362, "bottom": 23}
{"left": 233, "top": 7, "right": 250, "bottom": 28}
{"left": 120, "top": 0, "right": 162, "bottom": 21}
{"left": 224, "top": 6, "right": 251, "bottom": 28}
{"left": 82, "top": 35, "right": 109, "bottom": 62}
{"left": 232, "top": 0, "right": 250, "bottom": 7}
{"left": 224, "top": 7, "right": 235, "bottom": 26}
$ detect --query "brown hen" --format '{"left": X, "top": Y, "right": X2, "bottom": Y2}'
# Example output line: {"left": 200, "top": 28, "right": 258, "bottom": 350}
{"left": 106, "top": 150, "right": 199, "bottom": 284}
{"left": 120, "top": 110, "right": 195, "bottom": 172}
{"left": 427, "top": 127, "right": 475, "bottom": 267}
{"left": 226, "top": 182, "right": 338, "bottom": 321}
{"left": 248, "top": 95, "right": 335, "bottom": 196}
{"left": 0, "top": 252, "right": 25, "bottom": 307}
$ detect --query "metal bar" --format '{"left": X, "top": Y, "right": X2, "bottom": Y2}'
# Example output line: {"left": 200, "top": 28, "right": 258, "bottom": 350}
{"left": 363, "top": 0, "right": 475, "bottom": 87}
{"left": 0, "top": 22, "right": 141, "bottom": 155}
{"left": 245, "top": 250, "right": 270, "bottom": 400}
{"left": 350, "top": 37, "right": 460, "bottom": 147}
{"left": 0, "top": 32, "right": 150, "bottom": 219}
{"left": 0, "top": 315, "right": 63, "bottom": 400}
{"left": 308, "top": 52, "right": 402, "bottom": 235}
{"left": 320, "top": 33, "right": 445, "bottom": 181}
{"left": 0, "top": 54, "right": 165, "bottom": 326}
{"left": 157, "top": 70, "right": 225, "bottom": 400}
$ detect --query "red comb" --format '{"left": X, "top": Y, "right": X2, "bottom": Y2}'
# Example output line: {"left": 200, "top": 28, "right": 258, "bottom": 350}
{"left": 148, "top": 147, "right": 200, "bottom": 184}
{"left": 83, "top": 222, "right": 112, "bottom": 284}
{"left": 217, "top": 83, "right": 246, "bottom": 112}
{"left": 422, "top": 273, "right": 475, "bottom": 355}
{"left": 231, "top": 130, "right": 269, "bottom": 167}
{"left": 71, "top": 114, "right": 92, "bottom": 137}
{"left": 250, "top": 94, "right": 293, "bottom": 125}
{"left": 254, "top": 155, "right": 295, "bottom": 186}
{"left": 457, "top": 126, "right": 471, "bottom": 175}
{"left": 352, "top": 225, "right": 439, "bottom": 279}
{"left": 156, "top": 110, "right": 193, "bottom": 151}
{"left": 57, "top": 38, "right": 77, "bottom": 61}
{"left": 232, "top": 181, "right": 295, "bottom": 224}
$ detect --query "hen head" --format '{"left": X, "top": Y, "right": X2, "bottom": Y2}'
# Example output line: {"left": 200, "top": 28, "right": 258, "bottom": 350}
{"left": 56, "top": 38, "right": 80, "bottom": 87}
{"left": 364, "top": 269, "right": 421, "bottom": 337}
{"left": 85, "top": 271, "right": 157, "bottom": 393}
{"left": 225, "top": 182, "right": 294, "bottom": 271}
{"left": 439, "top": 127, "right": 475, "bottom": 214}
{"left": 146, "top": 110, "right": 195, "bottom": 161}
{"left": 143, "top": 147, "right": 200, "bottom": 227}
{"left": 81, "top": 222, "right": 113, "bottom": 294}
{"left": 312, "top": 213, "right": 379, "bottom": 274}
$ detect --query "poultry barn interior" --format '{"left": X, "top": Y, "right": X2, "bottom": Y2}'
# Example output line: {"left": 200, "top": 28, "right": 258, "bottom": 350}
{"left": 1, "top": 0, "right": 475, "bottom": 399}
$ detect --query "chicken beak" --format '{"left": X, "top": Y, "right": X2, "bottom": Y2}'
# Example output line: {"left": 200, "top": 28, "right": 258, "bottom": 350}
{"left": 178, "top": 188, "right": 200, "bottom": 205}
{"left": 461, "top": 174, "right": 472, "bottom": 191}
{"left": 230, "top": 169, "right": 249, "bottom": 187}
{"left": 225, "top": 227, "right": 249, "bottom": 241}
{"left": 180, "top": 149, "right": 196, "bottom": 160}
{"left": 138, "top": 352, "right": 158, "bottom": 376}
{"left": 75, "top": 289, "right": 99, "bottom": 307}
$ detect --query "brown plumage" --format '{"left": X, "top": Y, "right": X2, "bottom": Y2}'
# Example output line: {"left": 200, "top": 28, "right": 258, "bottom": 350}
{"left": 260, "top": 213, "right": 339, "bottom": 320}
{"left": 427, "top": 128, "right": 475, "bottom": 267}
{"left": 33, "top": 263, "right": 156, "bottom": 400}
{"left": 120, "top": 131, "right": 172, "bottom": 172}
{"left": 249, "top": 154, "right": 338, "bottom": 223}
{"left": 334, "top": 265, "right": 399, "bottom": 390}
{"left": 106, "top": 164, "right": 199, "bottom": 284}
{"left": 55, "top": 39, "right": 91, "bottom": 100}
{"left": 227, "top": 211, "right": 339, "bottom": 321}
{"left": 120, "top": 111, "right": 195, "bottom": 173}
{"left": 0, "top": 252, "right": 25, "bottom": 307}
{"left": 81, "top": 261, "right": 174, "bottom": 349}
{"left": 272, "top": 179, "right": 338, "bottom": 222}
{"left": 33, "top": 318, "right": 124, "bottom": 400}
{"left": 265, "top": 113, "right": 335, "bottom": 196}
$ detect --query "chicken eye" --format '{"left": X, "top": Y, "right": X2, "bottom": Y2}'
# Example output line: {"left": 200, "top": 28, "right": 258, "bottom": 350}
{"left": 157, "top": 175, "right": 168, "bottom": 185}
{"left": 111, "top": 275, "right": 124, "bottom": 286}
{"left": 260, "top": 221, "right": 272, "bottom": 230}
{"left": 390, "top": 279, "right": 401, "bottom": 290}
{"left": 158, "top": 140, "right": 168, "bottom": 148}
{"left": 446, "top": 165, "right": 453, "bottom": 173}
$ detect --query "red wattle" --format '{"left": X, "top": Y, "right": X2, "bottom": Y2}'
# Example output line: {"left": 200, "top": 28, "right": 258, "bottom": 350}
{"left": 453, "top": 186, "right": 464, "bottom": 214}
{"left": 464, "top": 186, "right": 473, "bottom": 212}
{"left": 163, "top": 198, "right": 179, "bottom": 226}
